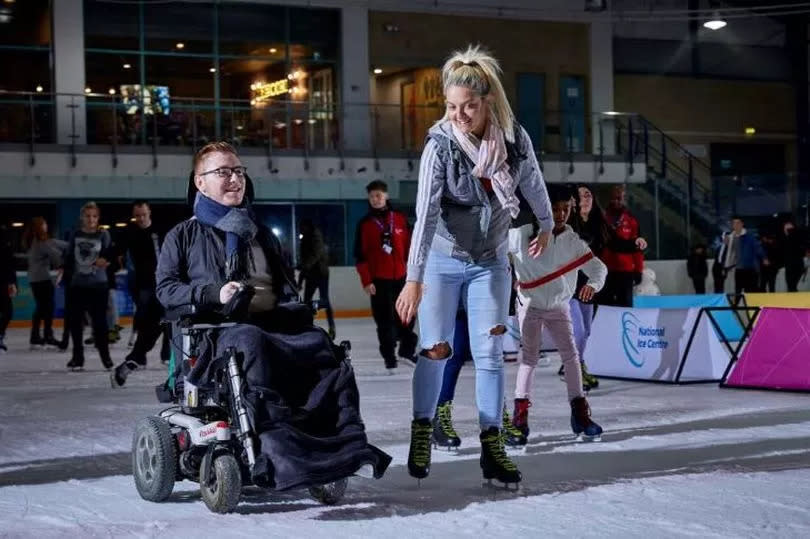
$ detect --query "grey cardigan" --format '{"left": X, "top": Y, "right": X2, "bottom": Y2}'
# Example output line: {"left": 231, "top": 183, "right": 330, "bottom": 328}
{"left": 406, "top": 120, "right": 553, "bottom": 283}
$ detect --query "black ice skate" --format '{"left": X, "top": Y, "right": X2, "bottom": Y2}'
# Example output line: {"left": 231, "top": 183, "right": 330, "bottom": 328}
{"left": 570, "top": 396, "right": 603, "bottom": 441}
{"left": 479, "top": 427, "right": 522, "bottom": 488}
{"left": 408, "top": 418, "right": 433, "bottom": 480}
{"left": 111, "top": 359, "right": 142, "bottom": 387}
{"left": 432, "top": 401, "right": 461, "bottom": 450}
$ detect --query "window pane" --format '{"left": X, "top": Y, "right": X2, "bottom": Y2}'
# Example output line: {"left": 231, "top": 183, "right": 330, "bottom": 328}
{"left": 254, "top": 204, "right": 294, "bottom": 266}
{"left": 144, "top": 2, "right": 214, "bottom": 55}
{"left": 146, "top": 56, "right": 215, "bottom": 98}
{"left": 295, "top": 204, "right": 346, "bottom": 265}
{"left": 0, "top": 50, "right": 51, "bottom": 92}
{"left": 289, "top": 7, "right": 339, "bottom": 62}
{"left": 84, "top": 0, "right": 139, "bottom": 50}
{"left": 0, "top": 0, "right": 51, "bottom": 47}
{"left": 218, "top": 3, "right": 285, "bottom": 56}
{"left": 85, "top": 53, "right": 142, "bottom": 145}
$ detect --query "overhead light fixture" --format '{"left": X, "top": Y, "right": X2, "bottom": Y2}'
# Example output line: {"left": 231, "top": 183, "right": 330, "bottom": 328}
{"left": 603, "top": 111, "right": 620, "bottom": 116}
{"left": 373, "top": 68, "right": 383, "bottom": 75}
{"left": 209, "top": 67, "right": 216, "bottom": 73}
{"left": 271, "top": 227, "right": 282, "bottom": 237}
{"left": 11, "top": 222, "right": 23, "bottom": 228}
{"left": 269, "top": 47, "right": 277, "bottom": 53}
{"left": 3, "top": 0, "right": 16, "bottom": 4}
{"left": 175, "top": 42, "right": 184, "bottom": 49}
{"left": 108, "top": 88, "right": 115, "bottom": 95}
{"left": 703, "top": 13, "right": 727, "bottom": 30}
{"left": 744, "top": 126, "right": 756, "bottom": 136}
{"left": 123, "top": 63, "right": 131, "bottom": 69}
{"left": 115, "top": 222, "right": 128, "bottom": 228}
{"left": 35, "top": 85, "right": 43, "bottom": 92}
{"left": 84, "top": 87, "right": 92, "bottom": 94}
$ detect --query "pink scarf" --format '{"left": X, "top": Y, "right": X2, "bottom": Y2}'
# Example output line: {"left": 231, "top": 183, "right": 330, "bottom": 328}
{"left": 451, "top": 120, "right": 520, "bottom": 218}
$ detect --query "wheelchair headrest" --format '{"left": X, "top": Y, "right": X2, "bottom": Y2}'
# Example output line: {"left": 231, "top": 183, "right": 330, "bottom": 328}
{"left": 186, "top": 170, "right": 255, "bottom": 206}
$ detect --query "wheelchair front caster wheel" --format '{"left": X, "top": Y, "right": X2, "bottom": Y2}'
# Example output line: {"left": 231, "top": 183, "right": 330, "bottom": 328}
{"left": 132, "top": 416, "right": 177, "bottom": 502}
{"left": 308, "top": 477, "right": 348, "bottom": 505}
{"left": 200, "top": 452, "right": 242, "bottom": 513}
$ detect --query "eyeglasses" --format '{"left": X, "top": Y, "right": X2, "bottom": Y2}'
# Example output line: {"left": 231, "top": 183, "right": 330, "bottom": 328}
{"left": 198, "top": 166, "right": 247, "bottom": 180}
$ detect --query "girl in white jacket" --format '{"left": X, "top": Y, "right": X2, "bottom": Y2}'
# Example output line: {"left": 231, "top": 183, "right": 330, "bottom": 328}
{"left": 507, "top": 186, "right": 606, "bottom": 444}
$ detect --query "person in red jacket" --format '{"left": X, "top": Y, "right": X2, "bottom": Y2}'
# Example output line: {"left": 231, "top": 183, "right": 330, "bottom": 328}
{"left": 355, "top": 180, "right": 418, "bottom": 370}
{"left": 598, "top": 185, "right": 646, "bottom": 307}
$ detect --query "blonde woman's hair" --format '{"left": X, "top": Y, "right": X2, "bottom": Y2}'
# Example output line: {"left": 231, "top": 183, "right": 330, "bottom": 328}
{"left": 441, "top": 45, "right": 515, "bottom": 142}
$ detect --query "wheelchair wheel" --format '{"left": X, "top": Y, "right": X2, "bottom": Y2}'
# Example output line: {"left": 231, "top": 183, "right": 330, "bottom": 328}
{"left": 200, "top": 452, "right": 242, "bottom": 513}
{"left": 132, "top": 417, "right": 176, "bottom": 502}
{"left": 308, "top": 477, "right": 348, "bottom": 505}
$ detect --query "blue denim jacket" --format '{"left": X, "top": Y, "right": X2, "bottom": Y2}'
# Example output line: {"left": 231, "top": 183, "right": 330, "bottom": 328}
{"left": 406, "top": 120, "right": 553, "bottom": 283}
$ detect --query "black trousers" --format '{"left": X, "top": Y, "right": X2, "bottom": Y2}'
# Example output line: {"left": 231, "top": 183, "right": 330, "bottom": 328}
{"left": 0, "top": 287, "right": 11, "bottom": 336}
{"left": 128, "top": 288, "right": 170, "bottom": 365}
{"left": 30, "top": 280, "right": 55, "bottom": 341}
{"left": 67, "top": 286, "right": 110, "bottom": 365}
{"left": 712, "top": 261, "right": 726, "bottom": 293}
{"left": 786, "top": 265, "right": 804, "bottom": 292}
{"left": 759, "top": 265, "right": 778, "bottom": 293}
{"left": 734, "top": 269, "right": 760, "bottom": 295}
{"left": 692, "top": 277, "right": 706, "bottom": 294}
{"left": 370, "top": 278, "right": 417, "bottom": 367}
{"left": 303, "top": 274, "right": 335, "bottom": 331}
{"left": 597, "top": 272, "right": 635, "bottom": 307}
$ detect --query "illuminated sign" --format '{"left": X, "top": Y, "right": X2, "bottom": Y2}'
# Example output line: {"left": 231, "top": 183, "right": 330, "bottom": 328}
{"left": 251, "top": 71, "right": 307, "bottom": 106}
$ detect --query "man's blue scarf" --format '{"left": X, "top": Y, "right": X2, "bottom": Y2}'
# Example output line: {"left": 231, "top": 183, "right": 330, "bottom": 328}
{"left": 193, "top": 192, "right": 258, "bottom": 279}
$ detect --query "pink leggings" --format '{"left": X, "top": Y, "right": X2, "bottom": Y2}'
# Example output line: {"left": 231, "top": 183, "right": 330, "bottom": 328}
{"left": 515, "top": 302, "right": 584, "bottom": 402}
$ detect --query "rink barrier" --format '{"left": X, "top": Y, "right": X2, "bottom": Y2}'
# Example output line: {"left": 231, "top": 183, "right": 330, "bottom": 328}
{"left": 721, "top": 307, "right": 810, "bottom": 393}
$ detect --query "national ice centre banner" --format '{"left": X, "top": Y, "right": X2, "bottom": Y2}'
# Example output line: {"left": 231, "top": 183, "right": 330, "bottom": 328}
{"left": 584, "top": 305, "right": 730, "bottom": 382}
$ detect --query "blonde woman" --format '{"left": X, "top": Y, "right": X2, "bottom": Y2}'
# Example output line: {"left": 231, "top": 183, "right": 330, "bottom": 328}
{"left": 396, "top": 45, "right": 553, "bottom": 486}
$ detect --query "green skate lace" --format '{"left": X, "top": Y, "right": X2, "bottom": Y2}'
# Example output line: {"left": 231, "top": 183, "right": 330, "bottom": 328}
{"left": 437, "top": 401, "right": 459, "bottom": 438}
{"left": 482, "top": 431, "right": 518, "bottom": 471}
{"left": 581, "top": 364, "right": 598, "bottom": 385}
{"left": 501, "top": 407, "right": 524, "bottom": 439}
{"left": 410, "top": 421, "right": 433, "bottom": 467}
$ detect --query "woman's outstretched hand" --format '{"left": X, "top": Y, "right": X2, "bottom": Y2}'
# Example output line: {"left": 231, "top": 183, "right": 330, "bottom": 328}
{"left": 396, "top": 281, "right": 424, "bottom": 325}
{"left": 529, "top": 230, "right": 551, "bottom": 258}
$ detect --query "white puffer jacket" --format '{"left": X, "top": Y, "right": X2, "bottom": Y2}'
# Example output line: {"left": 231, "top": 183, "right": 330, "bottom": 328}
{"left": 508, "top": 224, "right": 607, "bottom": 311}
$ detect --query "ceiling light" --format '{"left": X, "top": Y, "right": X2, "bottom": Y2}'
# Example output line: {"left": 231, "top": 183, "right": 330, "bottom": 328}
{"left": 744, "top": 127, "right": 756, "bottom": 136}
{"left": 123, "top": 63, "right": 131, "bottom": 69}
{"left": 35, "top": 85, "right": 43, "bottom": 92}
{"left": 11, "top": 222, "right": 23, "bottom": 228}
{"left": 703, "top": 14, "right": 727, "bottom": 31}
{"left": 84, "top": 87, "right": 92, "bottom": 94}
{"left": 373, "top": 68, "right": 383, "bottom": 75}
{"left": 209, "top": 67, "right": 216, "bottom": 73}
{"left": 175, "top": 42, "right": 185, "bottom": 49}
{"left": 269, "top": 48, "right": 277, "bottom": 53}
{"left": 108, "top": 88, "right": 115, "bottom": 95}
{"left": 115, "top": 222, "right": 128, "bottom": 228}
{"left": 271, "top": 227, "right": 282, "bottom": 237}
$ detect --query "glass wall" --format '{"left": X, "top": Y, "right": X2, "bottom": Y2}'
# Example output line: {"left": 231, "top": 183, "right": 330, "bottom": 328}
{"left": 83, "top": 0, "right": 340, "bottom": 149}
{"left": 0, "top": 0, "right": 53, "bottom": 143}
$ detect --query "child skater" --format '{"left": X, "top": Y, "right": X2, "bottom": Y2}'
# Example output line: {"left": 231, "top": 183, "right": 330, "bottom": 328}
{"left": 507, "top": 185, "right": 606, "bottom": 445}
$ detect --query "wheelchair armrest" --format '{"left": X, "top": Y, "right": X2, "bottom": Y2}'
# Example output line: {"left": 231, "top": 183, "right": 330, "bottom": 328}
{"left": 163, "top": 304, "right": 229, "bottom": 328}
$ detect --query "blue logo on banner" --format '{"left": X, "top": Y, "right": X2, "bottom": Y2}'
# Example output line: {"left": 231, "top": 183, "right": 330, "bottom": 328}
{"left": 621, "top": 311, "right": 644, "bottom": 367}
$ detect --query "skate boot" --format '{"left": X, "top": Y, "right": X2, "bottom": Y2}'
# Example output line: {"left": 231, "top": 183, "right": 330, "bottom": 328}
{"left": 432, "top": 401, "right": 461, "bottom": 450}
{"left": 570, "top": 396, "right": 603, "bottom": 441}
{"left": 66, "top": 356, "right": 84, "bottom": 371}
{"left": 504, "top": 399, "right": 530, "bottom": 447}
{"left": 44, "top": 333, "right": 61, "bottom": 348}
{"left": 479, "top": 427, "right": 522, "bottom": 487}
{"left": 557, "top": 364, "right": 565, "bottom": 378}
{"left": 581, "top": 362, "right": 599, "bottom": 391}
{"left": 407, "top": 418, "right": 433, "bottom": 480}
{"left": 0, "top": 335, "right": 7, "bottom": 353}
{"left": 30, "top": 332, "right": 44, "bottom": 350}
{"left": 111, "top": 359, "right": 142, "bottom": 387}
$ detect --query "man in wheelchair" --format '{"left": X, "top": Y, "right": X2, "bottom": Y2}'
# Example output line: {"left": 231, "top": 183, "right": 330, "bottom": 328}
{"left": 149, "top": 142, "right": 389, "bottom": 507}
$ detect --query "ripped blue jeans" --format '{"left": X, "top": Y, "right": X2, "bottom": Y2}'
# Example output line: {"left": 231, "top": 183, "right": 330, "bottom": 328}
{"left": 412, "top": 250, "right": 511, "bottom": 429}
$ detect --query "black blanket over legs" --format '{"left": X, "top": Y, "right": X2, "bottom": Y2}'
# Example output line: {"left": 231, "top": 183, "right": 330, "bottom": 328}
{"left": 188, "top": 323, "right": 391, "bottom": 491}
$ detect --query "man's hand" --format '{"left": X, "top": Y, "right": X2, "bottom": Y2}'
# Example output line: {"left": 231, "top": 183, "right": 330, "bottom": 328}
{"left": 7, "top": 284, "right": 17, "bottom": 297}
{"left": 395, "top": 281, "right": 423, "bottom": 325}
{"left": 94, "top": 257, "right": 110, "bottom": 268}
{"left": 636, "top": 237, "right": 648, "bottom": 250}
{"left": 578, "top": 285, "right": 596, "bottom": 302}
{"left": 364, "top": 283, "right": 376, "bottom": 296}
{"left": 219, "top": 281, "right": 242, "bottom": 304}
{"left": 529, "top": 230, "right": 551, "bottom": 258}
